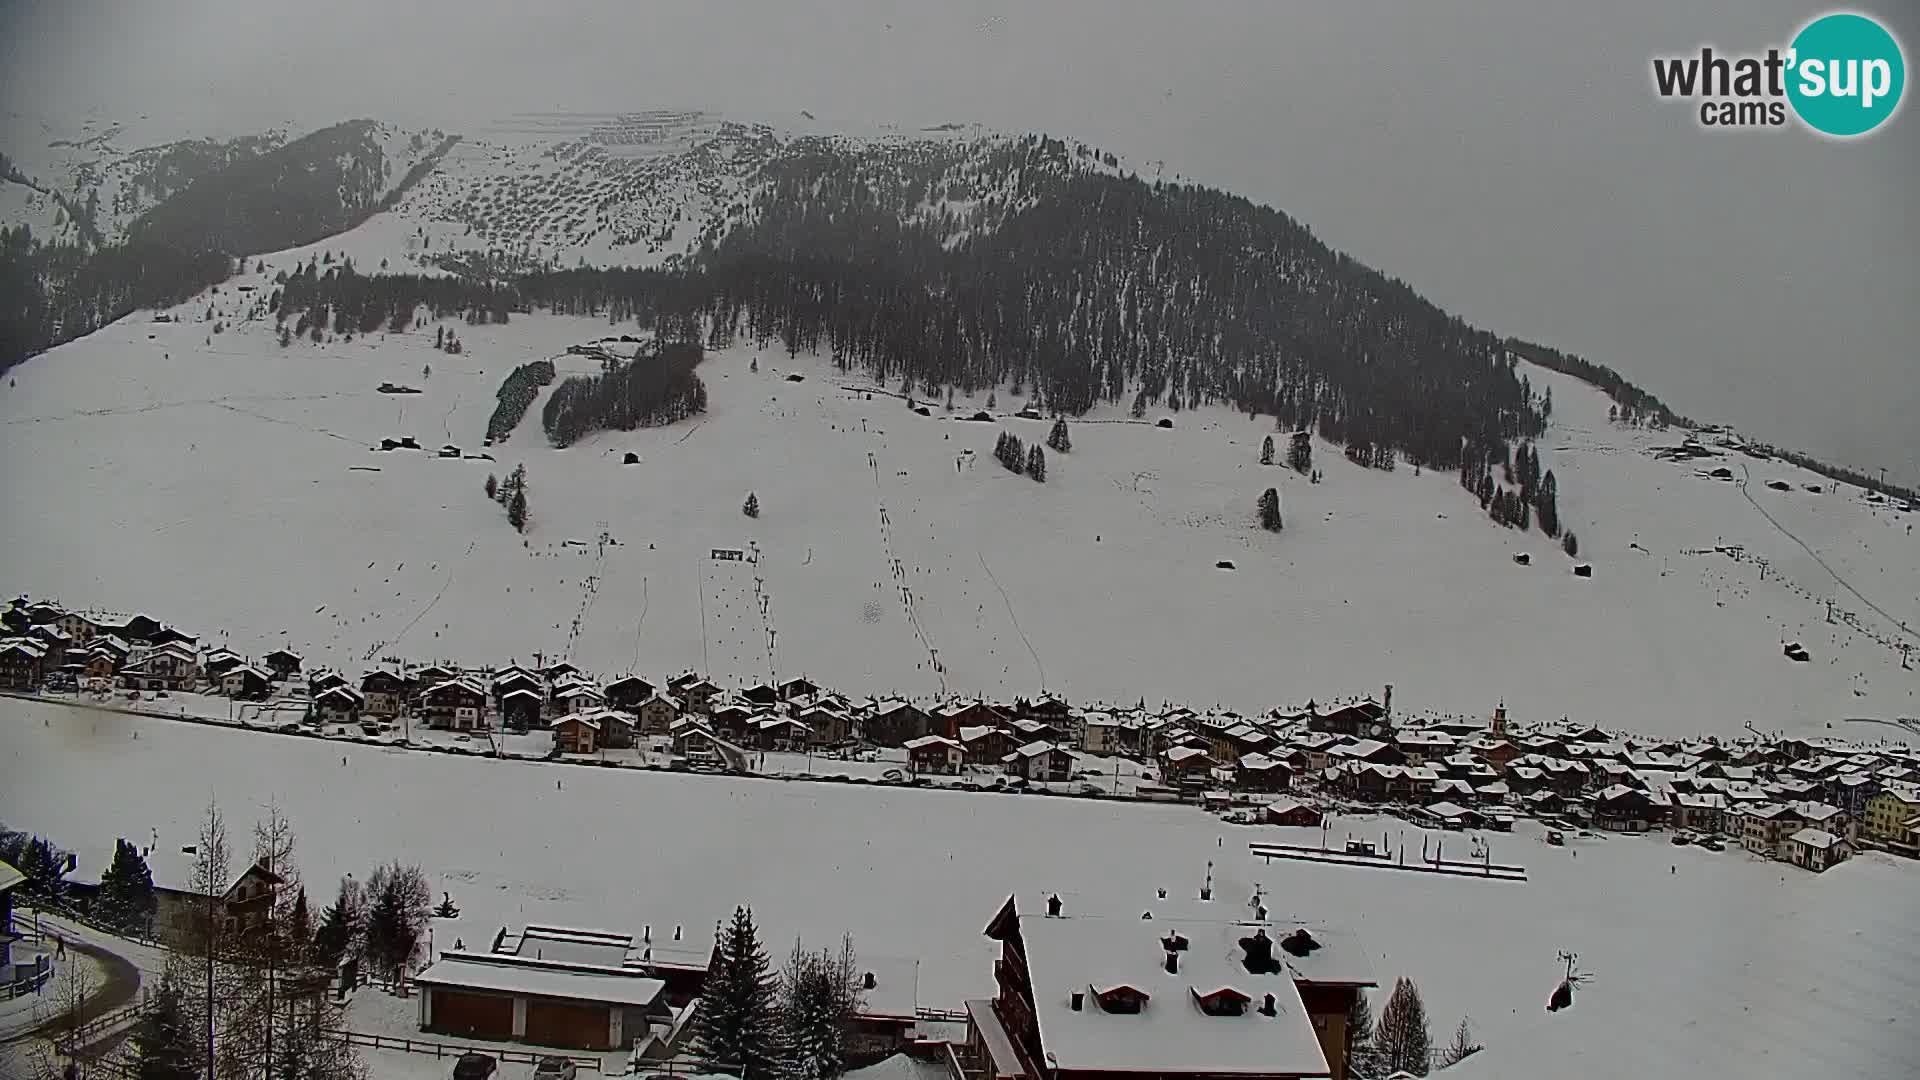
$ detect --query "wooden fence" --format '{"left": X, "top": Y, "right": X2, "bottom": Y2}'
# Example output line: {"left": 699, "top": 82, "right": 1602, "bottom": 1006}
{"left": 321, "top": 1029, "right": 605, "bottom": 1073}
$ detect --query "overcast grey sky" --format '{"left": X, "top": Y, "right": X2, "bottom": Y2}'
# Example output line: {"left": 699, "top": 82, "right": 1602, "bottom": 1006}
{"left": 4, "top": 1, "right": 1914, "bottom": 481}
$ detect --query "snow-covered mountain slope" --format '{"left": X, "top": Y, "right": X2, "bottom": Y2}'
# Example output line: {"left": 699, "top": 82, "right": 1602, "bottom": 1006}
{"left": 2, "top": 260, "right": 1913, "bottom": 741}
{"left": 0, "top": 118, "right": 443, "bottom": 249}
{"left": 249, "top": 110, "right": 1073, "bottom": 276}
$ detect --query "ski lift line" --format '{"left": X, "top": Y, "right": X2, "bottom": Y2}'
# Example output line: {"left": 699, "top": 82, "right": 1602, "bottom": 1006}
{"left": 1736, "top": 463, "right": 1916, "bottom": 644}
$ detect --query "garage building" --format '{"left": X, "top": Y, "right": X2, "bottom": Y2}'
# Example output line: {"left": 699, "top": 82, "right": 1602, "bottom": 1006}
{"left": 415, "top": 950, "right": 668, "bottom": 1051}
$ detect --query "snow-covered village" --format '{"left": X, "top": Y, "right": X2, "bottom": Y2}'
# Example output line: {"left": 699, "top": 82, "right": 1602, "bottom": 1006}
{"left": 4, "top": 6, "right": 1920, "bottom": 1080}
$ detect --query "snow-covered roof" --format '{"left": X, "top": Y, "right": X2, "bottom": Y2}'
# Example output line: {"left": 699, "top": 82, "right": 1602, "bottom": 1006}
{"left": 415, "top": 952, "right": 666, "bottom": 1006}
{"left": 904, "top": 735, "right": 962, "bottom": 751}
{"left": 1165, "top": 746, "right": 1208, "bottom": 764}
{"left": 0, "top": 858, "right": 25, "bottom": 893}
{"left": 1016, "top": 914, "right": 1332, "bottom": 1075}
{"left": 512, "top": 925, "right": 632, "bottom": 968}
{"left": 1788, "top": 828, "right": 1842, "bottom": 850}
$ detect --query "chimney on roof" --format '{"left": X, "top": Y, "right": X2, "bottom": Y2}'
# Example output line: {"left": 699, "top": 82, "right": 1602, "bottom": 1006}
{"left": 863, "top": 971, "right": 877, "bottom": 991}
{"left": 1384, "top": 684, "right": 1393, "bottom": 720}
{"left": 1281, "top": 928, "right": 1321, "bottom": 957}
{"left": 1260, "top": 993, "right": 1277, "bottom": 1017}
{"left": 1164, "top": 949, "right": 1179, "bottom": 974}
{"left": 643, "top": 925, "right": 651, "bottom": 943}
{"left": 1255, "top": 903, "right": 1268, "bottom": 921}
{"left": 675, "top": 925, "right": 683, "bottom": 941}
{"left": 1047, "top": 893, "right": 1063, "bottom": 917}
{"left": 1070, "top": 991, "right": 1084, "bottom": 1011}
{"left": 1240, "top": 928, "right": 1279, "bottom": 975}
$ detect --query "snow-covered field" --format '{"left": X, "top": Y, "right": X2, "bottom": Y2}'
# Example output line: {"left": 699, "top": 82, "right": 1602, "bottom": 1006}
{"left": 1, "top": 699, "right": 1915, "bottom": 1079}
{"left": 1, "top": 251, "right": 1915, "bottom": 739}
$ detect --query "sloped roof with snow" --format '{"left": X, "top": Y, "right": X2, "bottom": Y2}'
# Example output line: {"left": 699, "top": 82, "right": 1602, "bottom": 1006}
{"left": 904, "top": 734, "right": 962, "bottom": 751}
{"left": 415, "top": 952, "right": 665, "bottom": 1006}
{"left": 1016, "top": 914, "right": 1331, "bottom": 1075}
{"left": 1788, "top": 828, "right": 1842, "bottom": 850}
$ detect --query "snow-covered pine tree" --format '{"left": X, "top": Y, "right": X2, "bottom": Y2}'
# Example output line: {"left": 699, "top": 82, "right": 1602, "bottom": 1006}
{"left": 1258, "top": 487, "right": 1283, "bottom": 532}
{"left": 1047, "top": 417, "right": 1071, "bottom": 453}
{"left": 1562, "top": 531, "right": 1579, "bottom": 558}
{"left": 743, "top": 492, "right": 760, "bottom": 518}
{"left": 1288, "top": 430, "right": 1313, "bottom": 474}
{"left": 310, "top": 877, "right": 361, "bottom": 974}
{"left": 508, "top": 486, "right": 528, "bottom": 533}
{"left": 694, "top": 907, "right": 786, "bottom": 1079}
{"left": 1261, "top": 435, "right": 1274, "bottom": 466}
{"left": 1374, "top": 976, "right": 1433, "bottom": 1076}
{"left": 484, "top": 473, "right": 497, "bottom": 501}
{"left": 1027, "top": 444, "right": 1046, "bottom": 482}
{"left": 97, "top": 838, "right": 157, "bottom": 935}
{"left": 125, "top": 969, "right": 197, "bottom": 1080}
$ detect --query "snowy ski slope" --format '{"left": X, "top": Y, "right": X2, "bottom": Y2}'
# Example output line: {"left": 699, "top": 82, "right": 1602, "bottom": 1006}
{"left": 0, "top": 252, "right": 1915, "bottom": 740}
{"left": 1, "top": 702, "right": 1914, "bottom": 1080}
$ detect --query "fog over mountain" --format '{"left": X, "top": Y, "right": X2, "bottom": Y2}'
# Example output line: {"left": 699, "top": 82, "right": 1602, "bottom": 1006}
{"left": 3, "top": 0, "right": 1915, "bottom": 480}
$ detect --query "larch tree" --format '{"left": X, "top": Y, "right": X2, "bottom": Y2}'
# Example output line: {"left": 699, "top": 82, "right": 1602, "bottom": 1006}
{"left": 782, "top": 935, "right": 865, "bottom": 1079}
{"left": 1439, "top": 1016, "right": 1482, "bottom": 1068}
{"left": 362, "top": 862, "right": 431, "bottom": 983}
{"left": 1346, "top": 992, "right": 1381, "bottom": 1079}
{"left": 1374, "top": 976, "right": 1433, "bottom": 1076}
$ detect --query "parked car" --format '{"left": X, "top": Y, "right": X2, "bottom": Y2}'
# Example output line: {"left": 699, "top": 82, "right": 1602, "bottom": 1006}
{"left": 451, "top": 1053, "right": 497, "bottom": 1080}
{"left": 1671, "top": 831, "right": 1693, "bottom": 846}
{"left": 1546, "top": 830, "right": 1566, "bottom": 847}
{"left": 531, "top": 1056, "right": 577, "bottom": 1080}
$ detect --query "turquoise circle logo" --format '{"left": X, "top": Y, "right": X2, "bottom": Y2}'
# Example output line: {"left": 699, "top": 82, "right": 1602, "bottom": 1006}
{"left": 1787, "top": 12, "right": 1906, "bottom": 137}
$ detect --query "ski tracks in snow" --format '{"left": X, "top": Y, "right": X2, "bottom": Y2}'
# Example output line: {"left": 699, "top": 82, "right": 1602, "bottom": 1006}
{"left": 979, "top": 551, "right": 1045, "bottom": 691}
{"left": 364, "top": 540, "right": 475, "bottom": 661}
